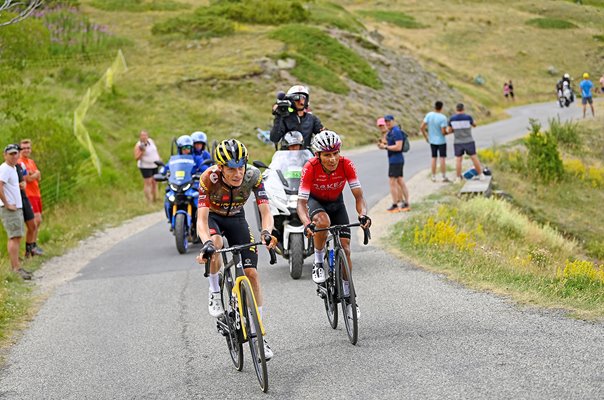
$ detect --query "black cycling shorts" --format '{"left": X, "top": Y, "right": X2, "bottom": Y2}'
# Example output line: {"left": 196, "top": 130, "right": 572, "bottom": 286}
{"left": 208, "top": 210, "right": 258, "bottom": 269}
{"left": 307, "top": 194, "right": 350, "bottom": 239}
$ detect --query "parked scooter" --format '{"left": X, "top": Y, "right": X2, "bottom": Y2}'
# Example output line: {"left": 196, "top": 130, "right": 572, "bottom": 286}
{"left": 253, "top": 148, "right": 314, "bottom": 279}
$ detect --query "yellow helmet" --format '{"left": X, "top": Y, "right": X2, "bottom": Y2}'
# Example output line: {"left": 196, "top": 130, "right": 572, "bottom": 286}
{"left": 583, "top": 72, "right": 590, "bottom": 79}
{"left": 214, "top": 139, "right": 248, "bottom": 168}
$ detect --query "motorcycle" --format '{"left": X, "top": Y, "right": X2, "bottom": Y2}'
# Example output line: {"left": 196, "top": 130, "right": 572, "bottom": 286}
{"left": 154, "top": 155, "right": 200, "bottom": 254}
{"left": 253, "top": 150, "right": 314, "bottom": 279}
{"left": 557, "top": 82, "right": 573, "bottom": 108}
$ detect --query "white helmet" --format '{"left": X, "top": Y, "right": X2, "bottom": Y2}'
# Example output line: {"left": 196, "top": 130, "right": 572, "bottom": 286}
{"left": 286, "top": 84, "right": 309, "bottom": 108}
{"left": 563, "top": 73, "right": 570, "bottom": 79}
{"left": 281, "top": 131, "right": 304, "bottom": 148}
{"left": 311, "top": 130, "right": 342, "bottom": 154}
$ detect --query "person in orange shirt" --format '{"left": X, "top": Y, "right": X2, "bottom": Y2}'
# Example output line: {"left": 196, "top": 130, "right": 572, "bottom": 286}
{"left": 18, "top": 139, "right": 44, "bottom": 256}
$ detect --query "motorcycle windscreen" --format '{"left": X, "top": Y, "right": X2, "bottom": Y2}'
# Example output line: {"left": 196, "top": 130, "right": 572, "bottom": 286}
{"left": 268, "top": 150, "right": 313, "bottom": 192}
{"left": 167, "top": 155, "right": 196, "bottom": 185}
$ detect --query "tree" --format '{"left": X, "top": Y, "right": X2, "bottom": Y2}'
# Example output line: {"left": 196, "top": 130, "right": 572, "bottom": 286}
{"left": 0, "top": 0, "right": 43, "bottom": 28}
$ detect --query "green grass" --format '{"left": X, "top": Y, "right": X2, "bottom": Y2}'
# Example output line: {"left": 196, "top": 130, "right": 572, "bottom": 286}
{"left": 357, "top": 9, "right": 426, "bottom": 29}
{"left": 308, "top": 1, "right": 365, "bottom": 32}
{"left": 270, "top": 24, "right": 382, "bottom": 90}
{"left": 525, "top": 18, "right": 578, "bottom": 29}
{"left": 89, "top": 0, "right": 191, "bottom": 12}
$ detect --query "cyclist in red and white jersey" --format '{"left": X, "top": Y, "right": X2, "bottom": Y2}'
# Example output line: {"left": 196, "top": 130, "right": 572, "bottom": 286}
{"left": 297, "top": 131, "right": 371, "bottom": 314}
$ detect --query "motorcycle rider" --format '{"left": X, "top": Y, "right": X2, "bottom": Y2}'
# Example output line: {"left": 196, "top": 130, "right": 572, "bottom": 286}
{"left": 191, "top": 131, "right": 212, "bottom": 173}
{"left": 270, "top": 85, "right": 324, "bottom": 149}
{"left": 280, "top": 130, "right": 305, "bottom": 151}
{"left": 297, "top": 131, "right": 372, "bottom": 318}
{"left": 196, "top": 139, "right": 277, "bottom": 360}
{"left": 557, "top": 73, "right": 574, "bottom": 104}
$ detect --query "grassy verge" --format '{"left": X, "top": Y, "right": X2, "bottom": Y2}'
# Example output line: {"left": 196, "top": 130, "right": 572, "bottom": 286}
{"left": 389, "top": 111, "right": 604, "bottom": 319}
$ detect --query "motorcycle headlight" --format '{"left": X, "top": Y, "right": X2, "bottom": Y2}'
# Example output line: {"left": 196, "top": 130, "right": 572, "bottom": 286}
{"left": 169, "top": 183, "right": 178, "bottom": 192}
{"left": 168, "top": 195, "right": 176, "bottom": 202}
{"left": 182, "top": 183, "right": 191, "bottom": 191}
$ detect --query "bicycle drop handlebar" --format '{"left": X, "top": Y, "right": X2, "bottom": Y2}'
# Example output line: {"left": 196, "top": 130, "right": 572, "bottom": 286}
{"left": 203, "top": 240, "right": 277, "bottom": 277}
{"left": 312, "top": 222, "right": 371, "bottom": 245}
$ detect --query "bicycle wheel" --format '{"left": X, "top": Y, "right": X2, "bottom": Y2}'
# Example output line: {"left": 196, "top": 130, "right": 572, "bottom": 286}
{"left": 323, "top": 253, "right": 338, "bottom": 329}
{"left": 337, "top": 249, "right": 358, "bottom": 345}
{"left": 240, "top": 279, "right": 268, "bottom": 392}
{"left": 220, "top": 271, "right": 243, "bottom": 371}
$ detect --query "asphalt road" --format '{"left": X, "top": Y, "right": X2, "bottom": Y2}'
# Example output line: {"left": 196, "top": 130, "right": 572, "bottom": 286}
{"left": 1, "top": 101, "right": 602, "bottom": 399}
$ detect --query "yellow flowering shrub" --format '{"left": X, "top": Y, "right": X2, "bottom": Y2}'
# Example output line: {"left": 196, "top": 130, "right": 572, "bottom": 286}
{"left": 558, "top": 260, "right": 604, "bottom": 284}
{"left": 413, "top": 217, "right": 476, "bottom": 252}
{"left": 563, "top": 158, "right": 586, "bottom": 179}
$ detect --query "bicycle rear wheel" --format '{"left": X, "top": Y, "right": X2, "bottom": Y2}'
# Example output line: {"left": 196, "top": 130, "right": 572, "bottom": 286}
{"left": 323, "top": 253, "right": 338, "bottom": 329}
{"left": 220, "top": 272, "right": 243, "bottom": 370}
{"left": 240, "top": 279, "right": 269, "bottom": 393}
{"left": 337, "top": 249, "right": 358, "bottom": 345}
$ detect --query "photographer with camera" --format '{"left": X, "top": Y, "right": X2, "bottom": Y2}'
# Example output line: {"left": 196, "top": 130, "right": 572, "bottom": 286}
{"left": 270, "top": 85, "right": 324, "bottom": 149}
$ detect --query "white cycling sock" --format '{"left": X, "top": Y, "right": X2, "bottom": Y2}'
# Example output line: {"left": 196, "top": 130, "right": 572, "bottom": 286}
{"left": 209, "top": 273, "right": 220, "bottom": 293}
{"left": 314, "top": 249, "right": 325, "bottom": 264}
{"left": 343, "top": 280, "right": 350, "bottom": 297}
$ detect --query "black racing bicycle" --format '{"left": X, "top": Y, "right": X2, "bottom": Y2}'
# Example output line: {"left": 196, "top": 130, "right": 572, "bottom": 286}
{"left": 314, "top": 222, "right": 370, "bottom": 345}
{"left": 204, "top": 238, "right": 277, "bottom": 393}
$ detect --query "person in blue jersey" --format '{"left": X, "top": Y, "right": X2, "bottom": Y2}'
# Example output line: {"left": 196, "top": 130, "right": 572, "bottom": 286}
{"left": 579, "top": 72, "right": 595, "bottom": 118}
{"left": 191, "top": 131, "right": 212, "bottom": 173}
{"left": 378, "top": 114, "right": 410, "bottom": 212}
{"left": 420, "top": 101, "right": 450, "bottom": 182}
{"left": 447, "top": 103, "right": 484, "bottom": 182}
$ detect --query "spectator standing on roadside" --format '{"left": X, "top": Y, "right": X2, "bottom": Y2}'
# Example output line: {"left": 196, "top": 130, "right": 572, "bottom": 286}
{"left": 579, "top": 73, "right": 595, "bottom": 118}
{"left": 448, "top": 103, "right": 484, "bottom": 182}
{"left": 503, "top": 82, "right": 510, "bottom": 100}
{"left": 420, "top": 101, "right": 450, "bottom": 182}
{"left": 508, "top": 80, "right": 515, "bottom": 100}
{"left": 134, "top": 130, "right": 161, "bottom": 202}
{"left": 18, "top": 139, "right": 44, "bottom": 256}
{"left": 378, "top": 115, "right": 410, "bottom": 212}
{"left": 0, "top": 144, "right": 31, "bottom": 280}
{"left": 16, "top": 160, "right": 37, "bottom": 258}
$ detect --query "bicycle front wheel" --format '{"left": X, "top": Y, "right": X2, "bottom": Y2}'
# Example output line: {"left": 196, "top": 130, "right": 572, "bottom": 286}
{"left": 337, "top": 249, "right": 358, "bottom": 345}
{"left": 220, "top": 272, "right": 243, "bottom": 371}
{"left": 240, "top": 279, "right": 269, "bottom": 393}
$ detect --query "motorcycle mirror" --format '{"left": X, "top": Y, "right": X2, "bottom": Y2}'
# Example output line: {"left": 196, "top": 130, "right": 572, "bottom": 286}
{"left": 202, "top": 158, "right": 214, "bottom": 166}
{"left": 153, "top": 173, "right": 167, "bottom": 182}
{"left": 276, "top": 169, "right": 289, "bottom": 187}
{"left": 253, "top": 160, "right": 268, "bottom": 169}
{"left": 154, "top": 160, "right": 165, "bottom": 167}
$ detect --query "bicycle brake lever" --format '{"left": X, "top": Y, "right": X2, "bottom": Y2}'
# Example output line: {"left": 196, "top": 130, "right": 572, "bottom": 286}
{"left": 363, "top": 228, "right": 371, "bottom": 245}
{"left": 269, "top": 248, "right": 277, "bottom": 265}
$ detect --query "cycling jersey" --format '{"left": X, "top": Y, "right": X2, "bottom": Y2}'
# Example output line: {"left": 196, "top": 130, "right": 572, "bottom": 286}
{"left": 198, "top": 165, "right": 269, "bottom": 216}
{"left": 299, "top": 156, "right": 361, "bottom": 202}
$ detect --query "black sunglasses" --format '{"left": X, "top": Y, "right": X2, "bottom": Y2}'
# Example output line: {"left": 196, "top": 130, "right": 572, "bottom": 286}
{"left": 291, "top": 94, "right": 307, "bottom": 101}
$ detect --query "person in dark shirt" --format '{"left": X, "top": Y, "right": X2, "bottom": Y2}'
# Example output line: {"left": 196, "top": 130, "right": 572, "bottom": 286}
{"left": 270, "top": 85, "right": 323, "bottom": 149}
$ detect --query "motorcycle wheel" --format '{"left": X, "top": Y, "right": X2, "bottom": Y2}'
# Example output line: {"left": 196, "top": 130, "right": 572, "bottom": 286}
{"left": 175, "top": 213, "right": 188, "bottom": 254}
{"left": 289, "top": 233, "right": 304, "bottom": 280}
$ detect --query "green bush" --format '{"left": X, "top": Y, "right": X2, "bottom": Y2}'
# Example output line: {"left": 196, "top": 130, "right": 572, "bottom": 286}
{"left": 548, "top": 117, "right": 580, "bottom": 149}
{"left": 0, "top": 14, "right": 50, "bottom": 67}
{"left": 285, "top": 53, "right": 349, "bottom": 94}
{"left": 200, "top": 0, "right": 309, "bottom": 25}
{"left": 270, "top": 24, "right": 382, "bottom": 90}
{"left": 525, "top": 119, "right": 564, "bottom": 183}
{"left": 90, "top": 0, "right": 190, "bottom": 12}
{"left": 526, "top": 18, "right": 578, "bottom": 29}
{"left": 307, "top": 1, "right": 365, "bottom": 32}
{"left": 357, "top": 10, "right": 426, "bottom": 29}
{"left": 152, "top": 14, "right": 234, "bottom": 39}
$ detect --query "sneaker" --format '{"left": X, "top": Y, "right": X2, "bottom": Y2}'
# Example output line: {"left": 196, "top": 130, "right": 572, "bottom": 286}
{"left": 208, "top": 291, "right": 224, "bottom": 317}
{"left": 479, "top": 173, "right": 486, "bottom": 180}
{"left": 386, "top": 204, "right": 400, "bottom": 213}
{"left": 346, "top": 302, "right": 360, "bottom": 321}
{"left": 312, "top": 263, "right": 326, "bottom": 284}
{"left": 262, "top": 339, "right": 273, "bottom": 361}
{"left": 454, "top": 176, "right": 463, "bottom": 183}
{"left": 399, "top": 202, "right": 410, "bottom": 212}
{"left": 431, "top": 175, "right": 437, "bottom": 182}
{"left": 31, "top": 245, "right": 44, "bottom": 256}
{"left": 17, "top": 268, "right": 32, "bottom": 280}
{"left": 442, "top": 176, "right": 451, "bottom": 183}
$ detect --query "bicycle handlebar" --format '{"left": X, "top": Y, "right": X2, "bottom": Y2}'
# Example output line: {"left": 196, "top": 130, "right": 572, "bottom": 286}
{"left": 313, "top": 222, "right": 371, "bottom": 245}
{"left": 203, "top": 240, "right": 277, "bottom": 277}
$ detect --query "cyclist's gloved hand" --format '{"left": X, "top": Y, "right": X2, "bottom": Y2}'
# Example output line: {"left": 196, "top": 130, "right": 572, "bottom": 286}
{"left": 358, "top": 215, "right": 372, "bottom": 229}
{"left": 304, "top": 222, "right": 316, "bottom": 238}
{"left": 261, "top": 230, "right": 278, "bottom": 249}
{"left": 197, "top": 240, "right": 216, "bottom": 263}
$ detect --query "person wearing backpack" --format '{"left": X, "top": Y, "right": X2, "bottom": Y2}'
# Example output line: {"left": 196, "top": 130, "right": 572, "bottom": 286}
{"left": 378, "top": 114, "right": 410, "bottom": 213}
